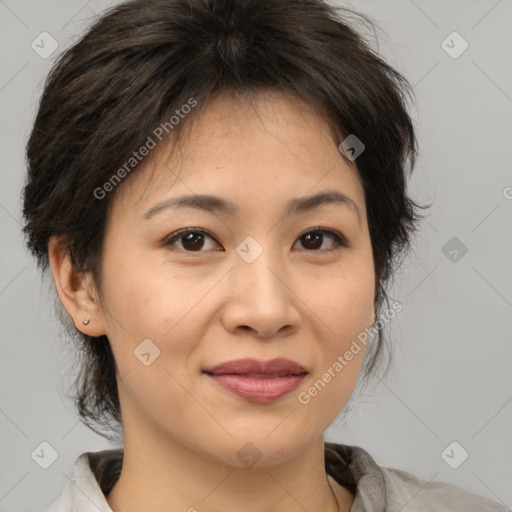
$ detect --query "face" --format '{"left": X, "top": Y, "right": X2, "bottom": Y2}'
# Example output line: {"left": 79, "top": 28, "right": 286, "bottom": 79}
{"left": 95, "top": 90, "right": 375, "bottom": 466}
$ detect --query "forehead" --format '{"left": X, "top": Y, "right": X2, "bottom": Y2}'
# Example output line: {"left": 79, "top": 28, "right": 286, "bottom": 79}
{"left": 109, "top": 89, "right": 365, "bottom": 223}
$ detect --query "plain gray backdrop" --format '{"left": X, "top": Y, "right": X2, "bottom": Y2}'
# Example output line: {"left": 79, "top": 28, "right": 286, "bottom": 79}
{"left": 0, "top": 0, "right": 511, "bottom": 510}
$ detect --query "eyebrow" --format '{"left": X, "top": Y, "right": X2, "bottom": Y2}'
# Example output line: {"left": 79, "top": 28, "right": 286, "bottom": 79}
{"left": 142, "top": 190, "right": 362, "bottom": 226}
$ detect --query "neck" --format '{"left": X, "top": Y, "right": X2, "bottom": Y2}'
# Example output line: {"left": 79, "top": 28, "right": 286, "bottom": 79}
{"left": 106, "top": 424, "right": 352, "bottom": 512}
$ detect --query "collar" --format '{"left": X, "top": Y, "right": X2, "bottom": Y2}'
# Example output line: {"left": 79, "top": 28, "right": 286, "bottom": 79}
{"left": 50, "top": 442, "right": 387, "bottom": 512}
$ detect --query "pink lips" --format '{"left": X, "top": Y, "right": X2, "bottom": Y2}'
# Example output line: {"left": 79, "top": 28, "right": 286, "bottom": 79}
{"left": 203, "top": 357, "right": 307, "bottom": 403}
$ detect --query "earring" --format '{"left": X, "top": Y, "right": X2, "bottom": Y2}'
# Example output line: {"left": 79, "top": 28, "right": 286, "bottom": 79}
{"left": 83, "top": 319, "right": 90, "bottom": 325}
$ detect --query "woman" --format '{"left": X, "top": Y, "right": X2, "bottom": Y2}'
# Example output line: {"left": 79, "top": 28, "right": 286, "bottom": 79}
{"left": 21, "top": 0, "right": 508, "bottom": 510}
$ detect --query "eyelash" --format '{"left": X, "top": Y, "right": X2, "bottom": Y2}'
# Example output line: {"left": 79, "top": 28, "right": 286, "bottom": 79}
{"left": 163, "top": 227, "right": 348, "bottom": 254}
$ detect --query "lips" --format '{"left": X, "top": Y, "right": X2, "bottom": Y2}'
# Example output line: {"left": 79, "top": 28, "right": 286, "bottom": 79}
{"left": 202, "top": 357, "right": 308, "bottom": 377}
{"left": 203, "top": 358, "right": 308, "bottom": 403}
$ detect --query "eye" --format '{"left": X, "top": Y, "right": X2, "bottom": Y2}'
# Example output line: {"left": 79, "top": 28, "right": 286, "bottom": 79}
{"left": 164, "top": 228, "right": 220, "bottom": 252}
{"left": 164, "top": 227, "right": 348, "bottom": 253}
{"left": 294, "top": 228, "right": 348, "bottom": 253}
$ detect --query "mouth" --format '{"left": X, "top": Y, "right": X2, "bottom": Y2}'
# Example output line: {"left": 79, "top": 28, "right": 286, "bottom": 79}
{"left": 202, "top": 358, "right": 308, "bottom": 403}
{"left": 202, "top": 357, "right": 308, "bottom": 376}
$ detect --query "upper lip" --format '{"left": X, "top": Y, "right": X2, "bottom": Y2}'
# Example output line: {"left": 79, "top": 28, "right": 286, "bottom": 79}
{"left": 203, "top": 358, "right": 307, "bottom": 376}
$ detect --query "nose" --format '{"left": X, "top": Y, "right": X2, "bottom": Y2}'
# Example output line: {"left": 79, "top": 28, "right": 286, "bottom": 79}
{"left": 220, "top": 248, "right": 301, "bottom": 339}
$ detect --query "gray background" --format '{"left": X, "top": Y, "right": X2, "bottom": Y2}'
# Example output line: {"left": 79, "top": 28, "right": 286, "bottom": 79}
{"left": 0, "top": 0, "right": 511, "bottom": 510}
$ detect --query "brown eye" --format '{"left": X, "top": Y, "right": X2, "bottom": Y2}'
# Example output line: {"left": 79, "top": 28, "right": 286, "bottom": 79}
{"left": 165, "top": 229, "right": 220, "bottom": 252}
{"left": 295, "top": 229, "right": 347, "bottom": 252}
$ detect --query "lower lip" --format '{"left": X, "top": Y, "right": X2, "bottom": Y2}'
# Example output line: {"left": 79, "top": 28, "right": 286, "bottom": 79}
{"left": 205, "top": 373, "right": 306, "bottom": 403}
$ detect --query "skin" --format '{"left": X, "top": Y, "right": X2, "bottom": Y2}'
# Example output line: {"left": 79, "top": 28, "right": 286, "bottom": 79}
{"left": 49, "top": 89, "right": 376, "bottom": 512}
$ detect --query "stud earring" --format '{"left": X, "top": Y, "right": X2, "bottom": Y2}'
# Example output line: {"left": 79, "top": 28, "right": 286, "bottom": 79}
{"left": 83, "top": 319, "right": 90, "bottom": 325}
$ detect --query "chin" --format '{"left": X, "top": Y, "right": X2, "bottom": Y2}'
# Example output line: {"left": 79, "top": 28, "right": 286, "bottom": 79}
{"left": 204, "top": 429, "right": 319, "bottom": 469}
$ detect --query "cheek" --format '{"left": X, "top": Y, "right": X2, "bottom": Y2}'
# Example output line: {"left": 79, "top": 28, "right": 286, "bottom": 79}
{"left": 100, "top": 244, "right": 180, "bottom": 332}
{"left": 100, "top": 250, "right": 213, "bottom": 379}
{"left": 304, "top": 262, "right": 375, "bottom": 341}
{"left": 102, "top": 265, "right": 204, "bottom": 425}
{"left": 297, "top": 267, "right": 374, "bottom": 407}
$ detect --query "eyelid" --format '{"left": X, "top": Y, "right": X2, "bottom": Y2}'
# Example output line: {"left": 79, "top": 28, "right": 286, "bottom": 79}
{"left": 298, "top": 226, "right": 348, "bottom": 245}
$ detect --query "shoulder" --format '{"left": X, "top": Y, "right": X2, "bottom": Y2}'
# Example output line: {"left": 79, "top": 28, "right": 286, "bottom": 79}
{"left": 380, "top": 464, "right": 509, "bottom": 511}
{"left": 324, "top": 442, "right": 509, "bottom": 512}
{"left": 44, "top": 450, "right": 122, "bottom": 512}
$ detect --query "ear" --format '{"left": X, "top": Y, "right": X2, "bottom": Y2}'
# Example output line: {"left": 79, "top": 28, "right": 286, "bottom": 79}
{"left": 48, "top": 235, "right": 106, "bottom": 337}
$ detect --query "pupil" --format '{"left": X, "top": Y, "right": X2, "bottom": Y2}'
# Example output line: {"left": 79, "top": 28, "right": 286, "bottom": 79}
{"left": 183, "top": 232, "right": 204, "bottom": 251}
{"left": 304, "top": 233, "right": 321, "bottom": 249}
